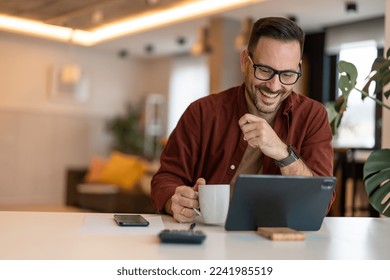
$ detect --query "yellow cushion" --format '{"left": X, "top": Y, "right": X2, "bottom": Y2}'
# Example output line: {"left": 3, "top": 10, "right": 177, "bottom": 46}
{"left": 98, "top": 152, "right": 146, "bottom": 190}
{"left": 84, "top": 156, "right": 107, "bottom": 183}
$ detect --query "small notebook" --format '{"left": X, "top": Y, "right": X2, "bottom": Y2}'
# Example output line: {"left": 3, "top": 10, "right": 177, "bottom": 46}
{"left": 257, "top": 227, "right": 305, "bottom": 241}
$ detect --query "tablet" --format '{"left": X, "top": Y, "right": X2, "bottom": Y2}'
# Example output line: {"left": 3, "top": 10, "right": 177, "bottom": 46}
{"left": 224, "top": 175, "right": 336, "bottom": 231}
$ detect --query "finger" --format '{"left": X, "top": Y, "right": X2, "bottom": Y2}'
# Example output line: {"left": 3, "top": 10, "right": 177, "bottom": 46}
{"left": 193, "top": 178, "right": 206, "bottom": 192}
{"left": 238, "top": 113, "right": 251, "bottom": 126}
{"left": 240, "top": 119, "right": 266, "bottom": 142}
{"left": 171, "top": 190, "right": 198, "bottom": 209}
{"left": 181, "top": 207, "right": 197, "bottom": 218}
{"left": 173, "top": 213, "right": 195, "bottom": 223}
{"left": 246, "top": 139, "right": 260, "bottom": 149}
{"left": 240, "top": 122, "right": 258, "bottom": 135}
{"left": 173, "top": 208, "right": 196, "bottom": 223}
{"left": 243, "top": 128, "right": 263, "bottom": 142}
{"left": 238, "top": 113, "right": 260, "bottom": 127}
{"left": 176, "top": 185, "right": 198, "bottom": 199}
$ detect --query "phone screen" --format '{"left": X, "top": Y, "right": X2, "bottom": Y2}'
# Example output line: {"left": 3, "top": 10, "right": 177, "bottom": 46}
{"left": 113, "top": 214, "right": 149, "bottom": 226}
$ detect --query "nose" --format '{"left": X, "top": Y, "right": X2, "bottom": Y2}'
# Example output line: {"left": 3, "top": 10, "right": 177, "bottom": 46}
{"left": 265, "top": 74, "right": 283, "bottom": 92}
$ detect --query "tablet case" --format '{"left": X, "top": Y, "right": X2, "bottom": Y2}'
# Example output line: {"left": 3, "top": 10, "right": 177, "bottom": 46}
{"left": 224, "top": 175, "right": 336, "bottom": 231}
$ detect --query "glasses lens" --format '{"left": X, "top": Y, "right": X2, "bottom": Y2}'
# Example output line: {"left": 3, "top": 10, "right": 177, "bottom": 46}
{"left": 255, "top": 66, "right": 274, "bottom": 80}
{"left": 279, "top": 72, "right": 300, "bottom": 85}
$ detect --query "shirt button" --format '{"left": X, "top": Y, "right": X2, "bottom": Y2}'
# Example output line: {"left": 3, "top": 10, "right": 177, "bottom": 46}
{"left": 230, "top": 164, "right": 235, "bottom": 170}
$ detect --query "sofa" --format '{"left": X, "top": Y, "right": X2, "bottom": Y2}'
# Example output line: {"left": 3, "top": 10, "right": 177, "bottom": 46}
{"left": 65, "top": 167, "right": 156, "bottom": 213}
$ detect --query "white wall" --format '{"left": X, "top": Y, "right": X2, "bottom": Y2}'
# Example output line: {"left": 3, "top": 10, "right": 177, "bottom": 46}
{"left": 325, "top": 17, "right": 385, "bottom": 54}
{"left": 0, "top": 32, "right": 145, "bottom": 205}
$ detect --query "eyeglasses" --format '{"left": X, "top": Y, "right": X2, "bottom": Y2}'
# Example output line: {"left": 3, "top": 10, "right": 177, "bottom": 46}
{"left": 247, "top": 54, "right": 302, "bottom": 85}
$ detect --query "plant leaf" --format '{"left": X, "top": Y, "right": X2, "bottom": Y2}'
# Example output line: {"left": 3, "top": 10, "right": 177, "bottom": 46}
{"left": 364, "top": 149, "right": 390, "bottom": 216}
{"left": 366, "top": 180, "right": 390, "bottom": 217}
{"left": 363, "top": 149, "right": 390, "bottom": 179}
{"left": 338, "top": 75, "right": 353, "bottom": 96}
{"left": 326, "top": 103, "right": 338, "bottom": 122}
{"left": 383, "top": 89, "right": 390, "bottom": 99}
{"left": 337, "top": 61, "right": 358, "bottom": 95}
{"left": 371, "top": 57, "right": 387, "bottom": 71}
{"left": 363, "top": 59, "right": 390, "bottom": 94}
{"left": 326, "top": 102, "right": 343, "bottom": 135}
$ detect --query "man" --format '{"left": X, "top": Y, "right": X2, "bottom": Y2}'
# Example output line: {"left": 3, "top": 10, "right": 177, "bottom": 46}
{"left": 151, "top": 17, "right": 334, "bottom": 222}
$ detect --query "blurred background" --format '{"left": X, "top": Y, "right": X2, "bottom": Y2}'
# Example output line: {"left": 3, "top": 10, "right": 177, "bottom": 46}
{"left": 0, "top": 0, "right": 388, "bottom": 216}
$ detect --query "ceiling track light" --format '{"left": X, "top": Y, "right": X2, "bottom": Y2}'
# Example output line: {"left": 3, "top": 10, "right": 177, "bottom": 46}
{"left": 91, "top": 10, "right": 104, "bottom": 24}
{"left": 176, "top": 36, "right": 187, "bottom": 46}
{"left": 345, "top": 1, "right": 358, "bottom": 13}
{"left": 287, "top": 15, "right": 297, "bottom": 22}
{"left": 145, "top": 0, "right": 161, "bottom": 6}
{"left": 145, "top": 44, "right": 154, "bottom": 54}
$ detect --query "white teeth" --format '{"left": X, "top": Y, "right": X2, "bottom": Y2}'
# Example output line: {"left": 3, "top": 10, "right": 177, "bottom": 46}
{"left": 260, "top": 90, "right": 277, "bottom": 98}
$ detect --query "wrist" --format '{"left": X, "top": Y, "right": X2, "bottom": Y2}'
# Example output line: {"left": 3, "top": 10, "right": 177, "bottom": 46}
{"left": 275, "top": 144, "right": 289, "bottom": 161}
{"left": 274, "top": 144, "right": 299, "bottom": 168}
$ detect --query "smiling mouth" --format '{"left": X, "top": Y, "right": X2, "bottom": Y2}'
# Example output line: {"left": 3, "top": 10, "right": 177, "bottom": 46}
{"left": 259, "top": 88, "right": 281, "bottom": 99}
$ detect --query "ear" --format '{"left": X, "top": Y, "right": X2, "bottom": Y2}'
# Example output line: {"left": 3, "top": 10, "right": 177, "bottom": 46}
{"left": 240, "top": 49, "right": 249, "bottom": 73}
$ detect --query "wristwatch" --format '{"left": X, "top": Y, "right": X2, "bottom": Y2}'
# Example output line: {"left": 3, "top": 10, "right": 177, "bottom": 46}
{"left": 274, "top": 144, "right": 299, "bottom": 168}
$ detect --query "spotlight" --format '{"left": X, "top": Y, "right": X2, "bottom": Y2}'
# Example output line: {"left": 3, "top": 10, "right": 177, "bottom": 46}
{"left": 345, "top": 2, "right": 357, "bottom": 13}
{"left": 118, "top": 49, "right": 129, "bottom": 58}
{"left": 287, "top": 15, "right": 297, "bottom": 23}
{"left": 176, "top": 36, "right": 186, "bottom": 46}
{"left": 145, "top": 44, "right": 154, "bottom": 54}
{"left": 145, "top": 0, "right": 160, "bottom": 5}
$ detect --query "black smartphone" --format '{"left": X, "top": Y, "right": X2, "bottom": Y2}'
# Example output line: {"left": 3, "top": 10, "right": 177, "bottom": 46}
{"left": 113, "top": 214, "right": 149, "bottom": 226}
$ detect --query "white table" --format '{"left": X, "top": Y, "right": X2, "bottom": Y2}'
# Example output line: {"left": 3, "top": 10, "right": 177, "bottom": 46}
{"left": 0, "top": 211, "right": 389, "bottom": 260}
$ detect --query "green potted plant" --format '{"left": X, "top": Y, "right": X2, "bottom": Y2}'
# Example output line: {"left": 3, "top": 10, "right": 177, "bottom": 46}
{"left": 327, "top": 49, "right": 390, "bottom": 217}
{"left": 106, "top": 103, "right": 145, "bottom": 155}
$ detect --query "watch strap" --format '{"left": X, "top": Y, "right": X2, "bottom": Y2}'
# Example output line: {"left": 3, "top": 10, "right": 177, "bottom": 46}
{"left": 274, "top": 144, "right": 299, "bottom": 168}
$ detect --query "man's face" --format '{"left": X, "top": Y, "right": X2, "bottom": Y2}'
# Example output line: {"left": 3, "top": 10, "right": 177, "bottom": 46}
{"left": 242, "top": 37, "right": 301, "bottom": 116}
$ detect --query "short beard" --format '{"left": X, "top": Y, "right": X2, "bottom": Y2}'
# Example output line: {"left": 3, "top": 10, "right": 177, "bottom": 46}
{"left": 248, "top": 85, "right": 290, "bottom": 114}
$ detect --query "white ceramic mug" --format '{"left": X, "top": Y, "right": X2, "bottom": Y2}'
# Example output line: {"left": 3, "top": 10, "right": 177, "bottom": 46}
{"left": 198, "top": 184, "right": 230, "bottom": 224}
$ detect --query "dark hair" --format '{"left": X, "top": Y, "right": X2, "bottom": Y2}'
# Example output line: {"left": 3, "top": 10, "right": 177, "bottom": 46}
{"left": 247, "top": 17, "right": 305, "bottom": 57}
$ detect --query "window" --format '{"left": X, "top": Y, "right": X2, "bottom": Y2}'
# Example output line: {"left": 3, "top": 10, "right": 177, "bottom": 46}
{"left": 167, "top": 56, "right": 209, "bottom": 136}
{"left": 332, "top": 41, "right": 378, "bottom": 148}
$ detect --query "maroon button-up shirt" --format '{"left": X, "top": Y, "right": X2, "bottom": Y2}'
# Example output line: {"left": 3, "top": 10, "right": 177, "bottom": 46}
{"left": 151, "top": 84, "right": 334, "bottom": 212}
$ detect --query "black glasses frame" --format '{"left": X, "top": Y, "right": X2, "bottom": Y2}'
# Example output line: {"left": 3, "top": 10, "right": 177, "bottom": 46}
{"left": 247, "top": 54, "right": 302, "bottom": 85}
